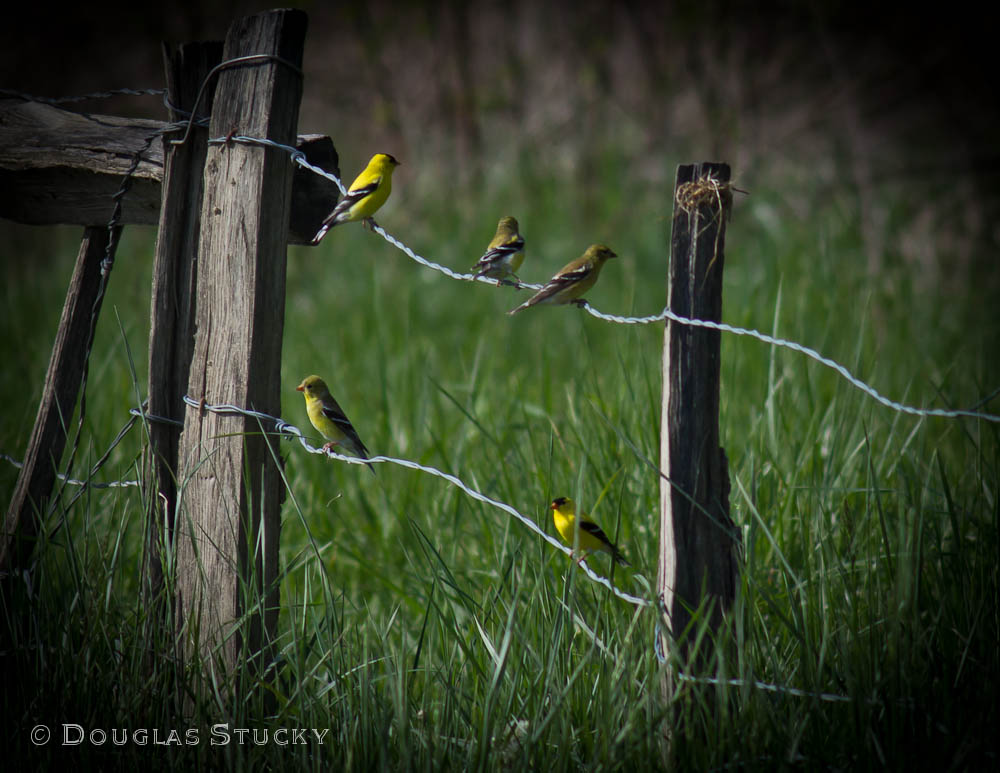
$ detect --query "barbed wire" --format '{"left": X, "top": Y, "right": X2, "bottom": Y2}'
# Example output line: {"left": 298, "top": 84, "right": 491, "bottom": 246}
{"left": 2, "top": 73, "right": 873, "bottom": 715}
{"left": 581, "top": 305, "right": 1000, "bottom": 423}
{"left": 209, "top": 134, "right": 543, "bottom": 291}
{"left": 1, "top": 398, "right": 852, "bottom": 705}
{"left": 56, "top": 122, "right": 176, "bottom": 511}
{"left": 170, "top": 53, "right": 304, "bottom": 149}
{"left": 11, "top": 81, "right": 996, "bottom": 452}
{"left": 178, "top": 395, "right": 650, "bottom": 607}
{"left": 675, "top": 673, "right": 851, "bottom": 703}
{"left": 1, "top": 453, "right": 138, "bottom": 490}
{"left": 209, "top": 132, "right": 999, "bottom": 426}
{"left": 653, "top": 600, "right": 851, "bottom": 702}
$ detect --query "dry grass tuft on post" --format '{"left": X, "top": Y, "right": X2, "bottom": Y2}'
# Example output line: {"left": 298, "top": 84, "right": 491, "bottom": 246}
{"left": 673, "top": 175, "right": 736, "bottom": 216}
{"left": 657, "top": 162, "right": 741, "bottom": 669}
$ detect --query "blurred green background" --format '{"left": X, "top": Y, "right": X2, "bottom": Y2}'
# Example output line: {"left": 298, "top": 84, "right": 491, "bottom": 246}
{"left": 2, "top": 1, "right": 998, "bottom": 769}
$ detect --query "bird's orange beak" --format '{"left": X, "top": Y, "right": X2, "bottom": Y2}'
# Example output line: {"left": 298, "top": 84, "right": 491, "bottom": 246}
{"left": 296, "top": 385, "right": 305, "bottom": 392}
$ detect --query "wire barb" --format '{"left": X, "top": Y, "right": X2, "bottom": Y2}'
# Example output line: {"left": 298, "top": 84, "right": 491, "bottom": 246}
{"left": 170, "top": 54, "right": 305, "bottom": 149}
{"left": 5, "top": 84, "right": 975, "bottom": 717}
{"left": 179, "top": 395, "right": 651, "bottom": 607}
{"left": 580, "top": 303, "right": 999, "bottom": 423}
{"left": 59, "top": 124, "right": 171, "bottom": 506}
{"left": 215, "top": 131, "right": 998, "bottom": 426}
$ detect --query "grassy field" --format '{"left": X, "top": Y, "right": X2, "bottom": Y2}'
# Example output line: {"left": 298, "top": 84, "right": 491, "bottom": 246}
{"left": 3, "top": 6, "right": 999, "bottom": 769}
{"left": 3, "top": 139, "right": 997, "bottom": 769}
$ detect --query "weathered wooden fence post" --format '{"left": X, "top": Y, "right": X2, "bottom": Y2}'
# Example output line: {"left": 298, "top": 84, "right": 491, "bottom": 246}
{"left": 174, "top": 9, "right": 305, "bottom": 687}
{"left": 143, "top": 41, "right": 222, "bottom": 638}
{"left": 0, "top": 21, "right": 335, "bottom": 603}
{"left": 657, "top": 163, "right": 740, "bottom": 672}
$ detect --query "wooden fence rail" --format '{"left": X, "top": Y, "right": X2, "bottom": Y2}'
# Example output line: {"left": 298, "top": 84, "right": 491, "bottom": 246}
{"left": 0, "top": 99, "right": 339, "bottom": 243}
{"left": 1, "top": 9, "right": 315, "bottom": 698}
{"left": 0, "top": 14, "right": 337, "bottom": 588}
{"left": 2, "top": 6, "right": 740, "bottom": 717}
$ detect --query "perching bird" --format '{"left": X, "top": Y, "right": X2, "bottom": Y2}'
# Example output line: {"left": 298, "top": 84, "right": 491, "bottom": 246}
{"left": 508, "top": 244, "right": 617, "bottom": 314}
{"left": 296, "top": 375, "right": 376, "bottom": 475}
{"left": 470, "top": 216, "right": 525, "bottom": 285}
{"left": 311, "top": 153, "right": 401, "bottom": 244}
{"left": 550, "top": 496, "right": 629, "bottom": 566}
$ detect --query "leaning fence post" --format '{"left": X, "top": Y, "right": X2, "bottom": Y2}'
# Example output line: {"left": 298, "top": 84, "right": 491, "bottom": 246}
{"left": 174, "top": 9, "right": 306, "bottom": 689}
{"left": 2, "top": 225, "right": 120, "bottom": 577}
{"left": 657, "top": 163, "right": 740, "bottom": 671}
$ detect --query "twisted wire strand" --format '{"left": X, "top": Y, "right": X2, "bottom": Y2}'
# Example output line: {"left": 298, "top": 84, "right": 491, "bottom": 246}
{"left": 1, "top": 400, "right": 853, "bottom": 705}
{"left": 2, "top": 82, "right": 899, "bottom": 709}
{"left": 180, "top": 395, "right": 649, "bottom": 607}
{"left": 1, "top": 453, "right": 138, "bottom": 490}
{"left": 55, "top": 125, "right": 172, "bottom": 508}
{"left": 171, "top": 54, "right": 304, "bottom": 148}
{"left": 214, "top": 133, "right": 998, "bottom": 425}
{"left": 580, "top": 303, "right": 1000, "bottom": 422}
{"left": 675, "top": 673, "right": 851, "bottom": 703}
{"left": 173, "top": 397, "right": 853, "bottom": 701}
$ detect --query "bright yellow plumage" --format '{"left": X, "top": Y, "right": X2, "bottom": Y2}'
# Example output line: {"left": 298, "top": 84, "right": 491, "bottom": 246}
{"left": 297, "top": 375, "right": 375, "bottom": 474}
{"left": 509, "top": 244, "right": 617, "bottom": 314}
{"left": 550, "top": 496, "right": 628, "bottom": 566}
{"left": 312, "top": 153, "right": 400, "bottom": 244}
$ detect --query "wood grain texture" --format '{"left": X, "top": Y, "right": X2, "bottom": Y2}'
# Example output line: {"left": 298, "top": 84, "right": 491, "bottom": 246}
{"left": 144, "top": 40, "right": 222, "bottom": 616}
{"left": 657, "top": 162, "right": 739, "bottom": 659}
{"left": 175, "top": 9, "right": 306, "bottom": 676}
{"left": 0, "top": 99, "right": 338, "bottom": 243}
{"left": 2, "top": 226, "right": 119, "bottom": 573}
{"left": 0, "top": 99, "right": 163, "bottom": 226}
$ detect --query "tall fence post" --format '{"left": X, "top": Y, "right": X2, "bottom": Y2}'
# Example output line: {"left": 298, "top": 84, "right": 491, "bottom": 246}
{"left": 143, "top": 40, "right": 223, "bottom": 647}
{"left": 174, "top": 9, "right": 306, "bottom": 689}
{"left": 657, "top": 163, "right": 740, "bottom": 673}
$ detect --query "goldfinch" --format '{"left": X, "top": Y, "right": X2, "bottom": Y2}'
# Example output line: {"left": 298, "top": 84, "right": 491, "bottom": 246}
{"left": 470, "top": 216, "right": 525, "bottom": 285}
{"left": 311, "top": 153, "right": 400, "bottom": 244}
{"left": 550, "top": 496, "right": 629, "bottom": 566}
{"left": 508, "top": 244, "right": 617, "bottom": 314}
{"left": 296, "top": 375, "right": 375, "bottom": 474}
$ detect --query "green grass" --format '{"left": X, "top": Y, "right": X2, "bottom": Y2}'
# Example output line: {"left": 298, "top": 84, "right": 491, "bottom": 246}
{"left": 3, "top": 139, "right": 998, "bottom": 771}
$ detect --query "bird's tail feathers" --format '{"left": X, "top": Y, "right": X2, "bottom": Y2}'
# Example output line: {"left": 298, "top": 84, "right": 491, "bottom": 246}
{"left": 311, "top": 223, "right": 332, "bottom": 245}
{"left": 312, "top": 209, "right": 348, "bottom": 244}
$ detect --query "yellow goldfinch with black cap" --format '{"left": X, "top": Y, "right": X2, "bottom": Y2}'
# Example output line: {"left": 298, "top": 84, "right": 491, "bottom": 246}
{"left": 470, "top": 216, "right": 525, "bottom": 286}
{"left": 550, "top": 496, "right": 629, "bottom": 566}
{"left": 509, "top": 244, "right": 617, "bottom": 314}
{"left": 312, "top": 153, "right": 400, "bottom": 244}
{"left": 297, "top": 375, "right": 376, "bottom": 475}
